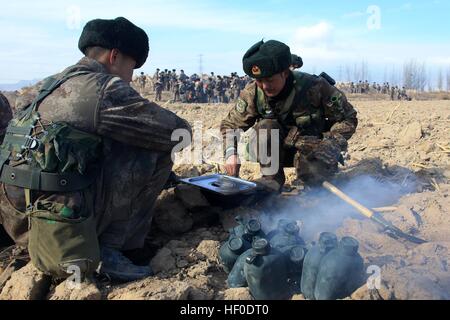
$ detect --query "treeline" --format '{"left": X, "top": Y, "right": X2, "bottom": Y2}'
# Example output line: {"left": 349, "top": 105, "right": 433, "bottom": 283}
{"left": 336, "top": 60, "right": 450, "bottom": 92}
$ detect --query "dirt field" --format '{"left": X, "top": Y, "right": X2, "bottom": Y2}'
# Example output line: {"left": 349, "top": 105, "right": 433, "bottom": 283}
{"left": 1, "top": 95, "right": 449, "bottom": 300}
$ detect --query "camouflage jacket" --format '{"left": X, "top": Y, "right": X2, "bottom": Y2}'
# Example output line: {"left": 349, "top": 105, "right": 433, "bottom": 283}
{"left": 0, "top": 58, "right": 191, "bottom": 246}
{"left": 220, "top": 71, "right": 358, "bottom": 156}
{"left": 0, "top": 92, "right": 13, "bottom": 144}
{"left": 12, "top": 58, "right": 191, "bottom": 151}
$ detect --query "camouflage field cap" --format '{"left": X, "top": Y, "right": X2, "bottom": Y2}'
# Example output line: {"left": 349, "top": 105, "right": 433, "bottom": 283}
{"left": 242, "top": 40, "right": 291, "bottom": 79}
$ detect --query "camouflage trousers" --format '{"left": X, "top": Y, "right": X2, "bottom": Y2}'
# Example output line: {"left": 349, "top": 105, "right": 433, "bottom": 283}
{"left": 249, "top": 119, "right": 339, "bottom": 187}
{"left": 0, "top": 150, "right": 172, "bottom": 251}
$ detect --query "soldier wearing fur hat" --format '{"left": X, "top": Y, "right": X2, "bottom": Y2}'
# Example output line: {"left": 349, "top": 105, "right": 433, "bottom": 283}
{"left": 220, "top": 40, "right": 357, "bottom": 192}
{"left": 0, "top": 17, "right": 191, "bottom": 281}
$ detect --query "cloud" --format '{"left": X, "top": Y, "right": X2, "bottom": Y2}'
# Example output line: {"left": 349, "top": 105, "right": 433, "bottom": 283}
{"left": 290, "top": 21, "right": 346, "bottom": 61}
{"left": 0, "top": 0, "right": 293, "bottom": 36}
{"left": 0, "top": 1, "right": 448, "bottom": 84}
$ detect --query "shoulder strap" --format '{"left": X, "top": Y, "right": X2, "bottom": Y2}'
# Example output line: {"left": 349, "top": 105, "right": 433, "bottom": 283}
{"left": 254, "top": 72, "right": 319, "bottom": 121}
{"left": 20, "top": 70, "right": 91, "bottom": 120}
{"left": 279, "top": 72, "right": 319, "bottom": 125}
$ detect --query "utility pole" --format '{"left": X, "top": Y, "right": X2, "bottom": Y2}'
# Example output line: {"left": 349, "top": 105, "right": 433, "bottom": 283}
{"left": 199, "top": 54, "right": 203, "bottom": 77}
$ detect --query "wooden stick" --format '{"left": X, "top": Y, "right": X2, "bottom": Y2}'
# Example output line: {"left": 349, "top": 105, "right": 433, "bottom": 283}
{"left": 372, "top": 207, "right": 398, "bottom": 213}
{"left": 411, "top": 163, "right": 431, "bottom": 169}
{"left": 386, "top": 104, "right": 401, "bottom": 122}
{"left": 431, "top": 178, "right": 441, "bottom": 192}
{"left": 322, "top": 181, "right": 374, "bottom": 218}
{"left": 436, "top": 143, "right": 450, "bottom": 152}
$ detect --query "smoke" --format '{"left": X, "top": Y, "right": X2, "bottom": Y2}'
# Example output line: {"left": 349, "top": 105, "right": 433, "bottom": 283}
{"left": 259, "top": 174, "right": 418, "bottom": 242}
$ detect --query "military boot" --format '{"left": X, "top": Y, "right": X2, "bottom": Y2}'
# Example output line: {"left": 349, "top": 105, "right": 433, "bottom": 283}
{"left": 99, "top": 246, "right": 153, "bottom": 282}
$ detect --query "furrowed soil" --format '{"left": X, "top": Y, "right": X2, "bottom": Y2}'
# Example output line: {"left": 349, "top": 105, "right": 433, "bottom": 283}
{"left": 1, "top": 95, "right": 449, "bottom": 300}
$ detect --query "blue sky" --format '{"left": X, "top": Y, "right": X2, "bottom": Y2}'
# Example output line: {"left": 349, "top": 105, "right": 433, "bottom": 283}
{"left": 0, "top": 0, "right": 449, "bottom": 85}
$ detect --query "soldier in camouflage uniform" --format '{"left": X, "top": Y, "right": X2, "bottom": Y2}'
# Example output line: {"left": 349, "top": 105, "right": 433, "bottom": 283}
{"left": 154, "top": 78, "right": 163, "bottom": 101}
{"left": 220, "top": 40, "right": 357, "bottom": 192}
{"left": 172, "top": 80, "right": 181, "bottom": 102}
{"left": 0, "top": 17, "right": 191, "bottom": 281}
{"left": 138, "top": 71, "right": 147, "bottom": 94}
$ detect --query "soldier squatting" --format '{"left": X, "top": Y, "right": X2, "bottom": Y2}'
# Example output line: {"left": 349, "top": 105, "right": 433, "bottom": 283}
{"left": 0, "top": 17, "right": 358, "bottom": 282}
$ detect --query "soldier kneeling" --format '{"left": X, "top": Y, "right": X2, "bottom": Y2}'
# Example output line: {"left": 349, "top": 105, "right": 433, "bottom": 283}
{"left": 221, "top": 40, "right": 358, "bottom": 192}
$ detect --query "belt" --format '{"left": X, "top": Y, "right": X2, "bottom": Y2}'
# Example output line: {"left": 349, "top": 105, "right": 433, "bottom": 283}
{"left": 0, "top": 164, "right": 95, "bottom": 192}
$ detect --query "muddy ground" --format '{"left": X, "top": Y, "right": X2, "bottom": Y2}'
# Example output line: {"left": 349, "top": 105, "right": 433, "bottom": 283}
{"left": 0, "top": 94, "right": 449, "bottom": 300}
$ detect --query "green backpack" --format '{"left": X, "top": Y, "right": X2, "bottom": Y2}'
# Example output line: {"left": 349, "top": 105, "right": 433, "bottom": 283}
{"left": 0, "top": 71, "right": 101, "bottom": 279}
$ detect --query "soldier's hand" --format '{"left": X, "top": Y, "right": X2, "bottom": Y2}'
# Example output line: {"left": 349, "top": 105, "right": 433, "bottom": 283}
{"left": 225, "top": 155, "right": 241, "bottom": 177}
{"left": 283, "top": 127, "right": 321, "bottom": 155}
{"left": 309, "top": 139, "right": 342, "bottom": 166}
{"left": 323, "top": 132, "right": 348, "bottom": 152}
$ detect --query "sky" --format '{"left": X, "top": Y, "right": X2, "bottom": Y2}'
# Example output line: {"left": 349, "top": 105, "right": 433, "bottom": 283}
{"left": 0, "top": 0, "right": 449, "bottom": 86}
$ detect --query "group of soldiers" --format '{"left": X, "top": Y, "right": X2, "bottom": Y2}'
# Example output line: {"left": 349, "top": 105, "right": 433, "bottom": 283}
{"left": 337, "top": 81, "right": 411, "bottom": 100}
{"left": 0, "top": 17, "right": 359, "bottom": 283}
{"left": 135, "top": 69, "right": 252, "bottom": 104}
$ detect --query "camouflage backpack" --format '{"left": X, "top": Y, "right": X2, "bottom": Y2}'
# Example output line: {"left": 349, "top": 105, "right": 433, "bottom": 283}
{"left": 0, "top": 70, "right": 102, "bottom": 279}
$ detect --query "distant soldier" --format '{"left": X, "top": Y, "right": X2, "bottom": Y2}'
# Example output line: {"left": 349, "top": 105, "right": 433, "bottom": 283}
{"left": 390, "top": 86, "right": 396, "bottom": 100}
{"left": 179, "top": 70, "right": 188, "bottom": 82}
{"left": 138, "top": 72, "right": 147, "bottom": 93}
{"left": 290, "top": 54, "right": 303, "bottom": 70}
{"left": 358, "top": 81, "right": 363, "bottom": 93}
{"left": 155, "top": 79, "right": 163, "bottom": 101}
{"left": 206, "top": 77, "right": 215, "bottom": 103}
{"left": 195, "top": 80, "right": 204, "bottom": 103}
{"left": 172, "top": 80, "right": 181, "bottom": 102}
{"left": 231, "top": 76, "right": 241, "bottom": 102}
{"left": 166, "top": 71, "right": 172, "bottom": 91}
{"left": 153, "top": 68, "right": 160, "bottom": 79}
{"left": 214, "top": 76, "right": 225, "bottom": 103}
{"left": 350, "top": 82, "right": 355, "bottom": 94}
{"left": 399, "top": 87, "right": 407, "bottom": 100}
{"left": 179, "top": 80, "right": 187, "bottom": 103}
{"left": 153, "top": 68, "right": 160, "bottom": 91}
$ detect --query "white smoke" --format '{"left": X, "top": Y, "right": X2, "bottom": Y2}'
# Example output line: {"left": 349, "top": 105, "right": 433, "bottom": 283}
{"left": 259, "top": 174, "right": 418, "bottom": 242}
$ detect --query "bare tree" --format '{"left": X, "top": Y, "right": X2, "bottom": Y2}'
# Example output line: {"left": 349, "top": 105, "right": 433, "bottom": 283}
{"left": 390, "top": 65, "right": 400, "bottom": 87}
{"left": 403, "top": 60, "right": 427, "bottom": 92}
{"left": 383, "top": 66, "right": 388, "bottom": 83}
{"left": 437, "top": 68, "right": 444, "bottom": 91}
{"left": 447, "top": 67, "right": 450, "bottom": 92}
{"left": 345, "top": 64, "right": 352, "bottom": 82}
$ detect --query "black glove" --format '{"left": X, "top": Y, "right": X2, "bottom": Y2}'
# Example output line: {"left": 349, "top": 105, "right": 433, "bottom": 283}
{"left": 322, "top": 131, "right": 348, "bottom": 152}
{"left": 309, "top": 138, "right": 343, "bottom": 167}
{"left": 284, "top": 127, "right": 321, "bottom": 155}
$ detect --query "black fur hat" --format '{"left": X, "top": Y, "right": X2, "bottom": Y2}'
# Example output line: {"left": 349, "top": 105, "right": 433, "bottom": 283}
{"left": 78, "top": 17, "right": 149, "bottom": 69}
{"left": 243, "top": 40, "right": 291, "bottom": 79}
